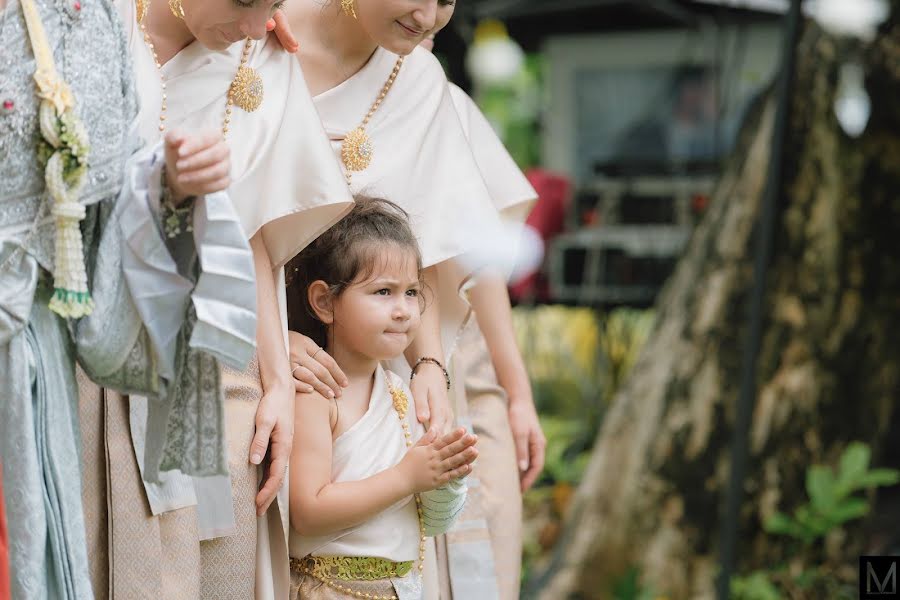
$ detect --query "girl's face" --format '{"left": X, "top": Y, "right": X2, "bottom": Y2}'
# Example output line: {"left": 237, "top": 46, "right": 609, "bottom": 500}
{"left": 331, "top": 245, "right": 422, "bottom": 361}
{"left": 182, "top": 0, "right": 283, "bottom": 51}
{"left": 355, "top": 0, "right": 456, "bottom": 56}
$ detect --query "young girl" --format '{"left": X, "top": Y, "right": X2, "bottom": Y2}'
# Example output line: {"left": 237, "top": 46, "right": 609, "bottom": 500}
{"left": 286, "top": 198, "right": 477, "bottom": 599}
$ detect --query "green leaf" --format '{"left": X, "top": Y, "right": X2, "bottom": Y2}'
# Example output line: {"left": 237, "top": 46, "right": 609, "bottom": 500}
{"left": 731, "top": 572, "right": 782, "bottom": 600}
{"left": 855, "top": 468, "right": 900, "bottom": 489}
{"left": 837, "top": 442, "right": 870, "bottom": 492}
{"left": 829, "top": 497, "right": 869, "bottom": 525}
{"left": 806, "top": 465, "right": 836, "bottom": 511}
{"left": 765, "top": 512, "right": 802, "bottom": 538}
{"left": 797, "top": 507, "right": 831, "bottom": 540}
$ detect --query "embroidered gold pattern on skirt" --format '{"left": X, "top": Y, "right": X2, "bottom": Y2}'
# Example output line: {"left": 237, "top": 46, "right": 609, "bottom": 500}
{"left": 199, "top": 355, "right": 262, "bottom": 597}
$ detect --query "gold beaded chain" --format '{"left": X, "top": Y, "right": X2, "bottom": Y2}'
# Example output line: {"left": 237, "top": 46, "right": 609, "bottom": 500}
{"left": 137, "top": 2, "right": 260, "bottom": 138}
{"left": 340, "top": 56, "right": 403, "bottom": 183}
{"left": 295, "top": 380, "right": 426, "bottom": 600}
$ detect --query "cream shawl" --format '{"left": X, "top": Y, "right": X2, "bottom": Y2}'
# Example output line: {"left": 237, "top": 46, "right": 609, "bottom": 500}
{"left": 448, "top": 83, "right": 536, "bottom": 225}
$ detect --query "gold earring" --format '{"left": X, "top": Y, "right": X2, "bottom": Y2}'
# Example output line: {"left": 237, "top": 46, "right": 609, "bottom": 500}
{"left": 340, "top": 0, "right": 356, "bottom": 19}
{"left": 168, "top": 0, "right": 184, "bottom": 19}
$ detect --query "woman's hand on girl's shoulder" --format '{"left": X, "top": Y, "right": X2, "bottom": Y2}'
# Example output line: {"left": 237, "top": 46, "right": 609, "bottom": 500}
{"left": 288, "top": 331, "right": 348, "bottom": 399}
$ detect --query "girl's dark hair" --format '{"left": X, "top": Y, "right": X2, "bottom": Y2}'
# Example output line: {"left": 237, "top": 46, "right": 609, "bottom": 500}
{"left": 286, "top": 196, "right": 424, "bottom": 348}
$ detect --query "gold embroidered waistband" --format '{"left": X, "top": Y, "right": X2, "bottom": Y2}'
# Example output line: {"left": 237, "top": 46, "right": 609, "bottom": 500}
{"left": 291, "top": 555, "right": 413, "bottom": 581}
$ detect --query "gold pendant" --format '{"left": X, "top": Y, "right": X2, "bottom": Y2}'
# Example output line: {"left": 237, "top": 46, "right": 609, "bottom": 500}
{"left": 230, "top": 66, "right": 263, "bottom": 112}
{"left": 389, "top": 387, "right": 408, "bottom": 418}
{"left": 341, "top": 127, "right": 373, "bottom": 173}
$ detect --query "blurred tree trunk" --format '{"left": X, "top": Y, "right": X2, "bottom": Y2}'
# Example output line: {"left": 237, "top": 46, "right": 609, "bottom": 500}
{"left": 532, "top": 5, "right": 900, "bottom": 599}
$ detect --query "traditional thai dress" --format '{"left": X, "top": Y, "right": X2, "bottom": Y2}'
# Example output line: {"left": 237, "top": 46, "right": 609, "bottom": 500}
{"left": 76, "top": 1, "right": 355, "bottom": 597}
{"left": 289, "top": 366, "right": 466, "bottom": 600}
{"left": 1, "top": 0, "right": 254, "bottom": 597}
{"left": 439, "top": 84, "right": 538, "bottom": 600}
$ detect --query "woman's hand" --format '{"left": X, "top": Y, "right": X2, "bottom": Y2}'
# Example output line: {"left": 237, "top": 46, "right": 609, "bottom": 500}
{"left": 409, "top": 363, "right": 452, "bottom": 434}
{"left": 163, "top": 129, "right": 230, "bottom": 203}
{"left": 287, "top": 331, "right": 348, "bottom": 399}
{"left": 397, "top": 428, "right": 477, "bottom": 494}
{"left": 508, "top": 392, "right": 546, "bottom": 492}
{"left": 251, "top": 379, "right": 295, "bottom": 516}
{"left": 266, "top": 10, "right": 299, "bottom": 53}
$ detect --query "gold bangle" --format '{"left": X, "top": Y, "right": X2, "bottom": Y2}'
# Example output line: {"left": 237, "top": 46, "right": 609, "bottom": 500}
{"left": 410, "top": 357, "right": 450, "bottom": 390}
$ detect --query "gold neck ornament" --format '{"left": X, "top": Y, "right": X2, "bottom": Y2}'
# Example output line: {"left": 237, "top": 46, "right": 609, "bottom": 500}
{"left": 136, "top": 1, "right": 264, "bottom": 139}
{"left": 340, "top": 56, "right": 403, "bottom": 183}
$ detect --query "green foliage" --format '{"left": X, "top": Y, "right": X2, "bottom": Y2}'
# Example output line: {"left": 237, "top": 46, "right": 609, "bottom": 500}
{"left": 764, "top": 442, "right": 899, "bottom": 544}
{"left": 730, "top": 442, "right": 898, "bottom": 599}
{"left": 611, "top": 567, "right": 656, "bottom": 600}
{"left": 597, "top": 308, "right": 655, "bottom": 404}
{"left": 730, "top": 571, "right": 781, "bottom": 600}
{"left": 474, "top": 53, "right": 543, "bottom": 169}
{"left": 538, "top": 416, "right": 592, "bottom": 485}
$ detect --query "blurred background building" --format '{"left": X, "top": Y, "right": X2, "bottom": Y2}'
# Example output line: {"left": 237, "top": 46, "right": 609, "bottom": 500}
{"left": 436, "top": 0, "right": 784, "bottom": 306}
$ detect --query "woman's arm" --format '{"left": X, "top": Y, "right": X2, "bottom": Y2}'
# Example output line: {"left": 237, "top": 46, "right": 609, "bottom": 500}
{"left": 289, "top": 394, "right": 477, "bottom": 538}
{"left": 466, "top": 270, "right": 546, "bottom": 492}
{"left": 249, "top": 234, "right": 296, "bottom": 515}
{"left": 405, "top": 265, "right": 451, "bottom": 433}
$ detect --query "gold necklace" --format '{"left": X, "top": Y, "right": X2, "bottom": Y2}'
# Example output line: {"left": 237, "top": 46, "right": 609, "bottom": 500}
{"left": 340, "top": 56, "right": 403, "bottom": 183}
{"left": 296, "top": 380, "right": 426, "bottom": 600}
{"left": 137, "top": 4, "right": 263, "bottom": 138}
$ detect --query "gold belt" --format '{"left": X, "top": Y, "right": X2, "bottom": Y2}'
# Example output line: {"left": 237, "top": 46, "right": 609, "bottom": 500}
{"left": 291, "top": 555, "right": 413, "bottom": 582}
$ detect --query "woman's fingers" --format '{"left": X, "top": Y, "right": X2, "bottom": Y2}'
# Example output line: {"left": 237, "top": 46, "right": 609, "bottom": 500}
{"left": 177, "top": 158, "right": 231, "bottom": 185}
{"left": 309, "top": 346, "right": 349, "bottom": 389}
{"left": 301, "top": 354, "right": 342, "bottom": 398}
{"left": 175, "top": 129, "right": 221, "bottom": 157}
{"left": 427, "top": 389, "right": 448, "bottom": 433}
{"left": 175, "top": 140, "right": 228, "bottom": 172}
{"left": 290, "top": 365, "right": 314, "bottom": 393}
{"left": 271, "top": 10, "right": 299, "bottom": 53}
{"left": 291, "top": 364, "right": 334, "bottom": 399}
{"left": 415, "top": 427, "right": 438, "bottom": 447}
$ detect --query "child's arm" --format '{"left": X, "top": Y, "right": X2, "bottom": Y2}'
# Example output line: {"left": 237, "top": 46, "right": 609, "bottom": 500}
{"left": 289, "top": 391, "right": 478, "bottom": 538}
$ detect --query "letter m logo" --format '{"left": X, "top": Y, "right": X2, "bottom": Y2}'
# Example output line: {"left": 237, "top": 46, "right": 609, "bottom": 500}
{"left": 861, "top": 556, "right": 899, "bottom": 598}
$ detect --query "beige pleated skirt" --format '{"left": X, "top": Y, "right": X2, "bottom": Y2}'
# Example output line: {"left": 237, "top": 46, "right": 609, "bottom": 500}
{"left": 78, "top": 357, "right": 274, "bottom": 599}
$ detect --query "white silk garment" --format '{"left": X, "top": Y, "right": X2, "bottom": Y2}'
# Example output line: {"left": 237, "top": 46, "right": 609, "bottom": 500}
{"left": 312, "top": 46, "right": 502, "bottom": 362}
{"left": 290, "top": 367, "right": 465, "bottom": 561}
{"left": 448, "top": 84, "right": 536, "bottom": 226}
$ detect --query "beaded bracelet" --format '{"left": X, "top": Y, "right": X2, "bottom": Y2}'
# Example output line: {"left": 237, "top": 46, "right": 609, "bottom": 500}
{"left": 410, "top": 357, "right": 451, "bottom": 390}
